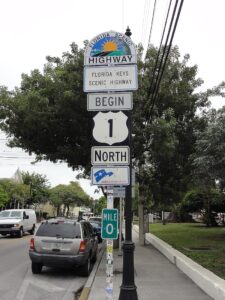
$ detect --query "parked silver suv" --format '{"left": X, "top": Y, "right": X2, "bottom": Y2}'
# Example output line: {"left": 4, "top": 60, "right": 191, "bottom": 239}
{"left": 29, "top": 218, "right": 98, "bottom": 276}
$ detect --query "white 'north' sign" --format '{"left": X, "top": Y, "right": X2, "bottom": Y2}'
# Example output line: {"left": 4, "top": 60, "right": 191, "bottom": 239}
{"left": 87, "top": 93, "right": 133, "bottom": 111}
{"left": 93, "top": 111, "right": 128, "bottom": 145}
{"left": 91, "top": 166, "right": 130, "bottom": 186}
{"left": 91, "top": 146, "right": 130, "bottom": 165}
{"left": 83, "top": 65, "right": 138, "bottom": 92}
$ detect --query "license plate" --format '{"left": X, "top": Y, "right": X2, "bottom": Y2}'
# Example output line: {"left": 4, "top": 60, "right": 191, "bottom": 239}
{"left": 53, "top": 242, "right": 62, "bottom": 249}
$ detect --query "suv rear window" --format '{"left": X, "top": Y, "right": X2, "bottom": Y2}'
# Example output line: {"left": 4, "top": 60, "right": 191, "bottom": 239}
{"left": 36, "top": 222, "right": 81, "bottom": 238}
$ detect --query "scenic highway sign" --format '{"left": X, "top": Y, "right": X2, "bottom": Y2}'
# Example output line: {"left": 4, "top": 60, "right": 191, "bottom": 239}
{"left": 87, "top": 92, "right": 133, "bottom": 111}
{"left": 83, "top": 65, "right": 138, "bottom": 92}
{"left": 101, "top": 208, "right": 118, "bottom": 239}
{"left": 91, "top": 166, "right": 130, "bottom": 186}
{"left": 84, "top": 30, "right": 137, "bottom": 66}
{"left": 91, "top": 146, "right": 130, "bottom": 165}
{"left": 92, "top": 111, "right": 128, "bottom": 145}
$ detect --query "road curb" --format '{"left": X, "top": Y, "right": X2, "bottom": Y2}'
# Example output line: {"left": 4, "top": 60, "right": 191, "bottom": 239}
{"left": 133, "top": 225, "right": 225, "bottom": 300}
{"left": 79, "top": 243, "right": 106, "bottom": 300}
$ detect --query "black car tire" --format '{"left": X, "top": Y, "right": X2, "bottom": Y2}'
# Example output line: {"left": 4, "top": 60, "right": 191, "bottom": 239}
{"left": 32, "top": 262, "right": 43, "bottom": 274}
{"left": 17, "top": 227, "right": 23, "bottom": 238}
{"left": 80, "top": 257, "right": 91, "bottom": 277}
{"left": 28, "top": 225, "right": 35, "bottom": 235}
{"left": 91, "top": 250, "right": 97, "bottom": 263}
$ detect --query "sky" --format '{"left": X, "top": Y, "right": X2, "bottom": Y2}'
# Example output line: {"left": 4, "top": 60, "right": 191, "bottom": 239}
{"left": 0, "top": 131, "right": 101, "bottom": 199}
{"left": 0, "top": 0, "right": 225, "bottom": 197}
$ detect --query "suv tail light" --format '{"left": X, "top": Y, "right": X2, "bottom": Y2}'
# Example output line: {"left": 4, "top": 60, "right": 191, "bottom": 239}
{"left": 30, "top": 237, "right": 35, "bottom": 250}
{"left": 79, "top": 240, "right": 87, "bottom": 252}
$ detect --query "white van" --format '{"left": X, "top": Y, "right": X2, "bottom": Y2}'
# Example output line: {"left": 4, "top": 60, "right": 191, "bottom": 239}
{"left": 0, "top": 209, "right": 37, "bottom": 238}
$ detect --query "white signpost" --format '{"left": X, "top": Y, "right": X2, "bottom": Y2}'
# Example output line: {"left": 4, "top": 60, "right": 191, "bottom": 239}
{"left": 91, "top": 146, "right": 130, "bottom": 165}
{"left": 92, "top": 111, "right": 128, "bottom": 145}
{"left": 84, "top": 30, "right": 138, "bottom": 300}
{"left": 87, "top": 92, "right": 133, "bottom": 111}
{"left": 83, "top": 65, "right": 138, "bottom": 92}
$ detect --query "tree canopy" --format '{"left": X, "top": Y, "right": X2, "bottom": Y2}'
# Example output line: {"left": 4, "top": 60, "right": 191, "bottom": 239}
{"left": 192, "top": 107, "right": 225, "bottom": 192}
{"left": 0, "top": 43, "right": 91, "bottom": 174}
{"left": 0, "top": 187, "right": 9, "bottom": 208}
{"left": 0, "top": 42, "right": 225, "bottom": 214}
{"left": 180, "top": 188, "right": 225, "bottom": 226}
{"left": 0, "top": 179, "right": 30, "bottom": 207}
{"left": 133, "top": 45, "right": 225, "bottom": 210}
{"left": 21, "top": 171, "right": 50, "bottom": 207}
{"left": 49, "top": 181, "right": 91, "bottom": 216}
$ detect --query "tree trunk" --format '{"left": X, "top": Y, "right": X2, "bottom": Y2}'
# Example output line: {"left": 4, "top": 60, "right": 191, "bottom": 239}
{"left": 138, "top": 202, "right": 145, "bottom": 245}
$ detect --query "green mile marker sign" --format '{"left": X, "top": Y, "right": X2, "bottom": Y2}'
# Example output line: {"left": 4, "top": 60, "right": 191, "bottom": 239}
{"left": 101, "top": 208, "right": 118, "bottom": 239}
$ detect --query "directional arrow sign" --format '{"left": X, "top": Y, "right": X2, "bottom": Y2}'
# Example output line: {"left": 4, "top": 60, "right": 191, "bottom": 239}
{"left": 93, "top": 111, "right": 128, "bottom": 145}
{"left": 91, "top": 166, "right": 130, "bottom": 186}
{"left": 101, "top": 208, "right": 118, "bottom": 239}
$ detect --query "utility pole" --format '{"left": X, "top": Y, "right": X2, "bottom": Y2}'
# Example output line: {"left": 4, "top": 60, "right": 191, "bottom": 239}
{"left": 118, "top": 27, "right": 138, "bottom": 300}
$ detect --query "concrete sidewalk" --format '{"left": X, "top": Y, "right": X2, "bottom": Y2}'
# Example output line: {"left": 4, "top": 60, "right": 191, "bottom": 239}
{"left": 85, "top": 228, "right": 212, "bottom": 300}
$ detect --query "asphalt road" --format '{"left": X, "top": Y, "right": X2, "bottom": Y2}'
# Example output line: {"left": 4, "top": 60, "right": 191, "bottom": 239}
{"left": 0, "top": 233, "right": 95, "bottom": 300}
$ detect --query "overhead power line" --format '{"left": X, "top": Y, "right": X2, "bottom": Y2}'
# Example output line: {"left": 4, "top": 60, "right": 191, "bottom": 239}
{"left": 147, "top": 0, "right": 157, "bottom": 50}
{"left": 146, "top": 0, "right": 184, "bottom": 123}
{"left": 141, "top": 0, "right": 152, "bottom": 54}
{"left": 147, "top": 0, "right": 173, "bottom": 101}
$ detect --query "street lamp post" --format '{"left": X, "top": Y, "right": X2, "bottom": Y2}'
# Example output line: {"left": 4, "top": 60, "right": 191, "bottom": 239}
{"left": 118, "top": 27, "right": 138, "bottom": 300}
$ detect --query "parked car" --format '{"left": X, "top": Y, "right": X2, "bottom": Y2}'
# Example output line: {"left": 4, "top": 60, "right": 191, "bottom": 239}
{"left": 90, "top": 221, "right": 102, "bottom": 243}
{"left": 89, "top": 216, "right": 102, "bottom": 223}
{"left": 29, "top": 218, "right": 98, "bottom": 276}
{"left": 0, "top": 209, "right": 36, "bottom": 237}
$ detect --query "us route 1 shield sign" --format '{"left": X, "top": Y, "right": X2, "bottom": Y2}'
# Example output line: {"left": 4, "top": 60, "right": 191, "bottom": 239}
{"left": 92, "top": 111, "right": 129, "bottom": 146}
{"left": 91, "top": 166, "right": 130, "bottom": 186}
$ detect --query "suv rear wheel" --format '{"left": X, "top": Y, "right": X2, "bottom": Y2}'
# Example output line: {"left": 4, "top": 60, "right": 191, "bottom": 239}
{"left": 80, "top": 257, "right": 91, "bottom": 277}
{"left": 32, "top": 262, "right": 43, "bottom": 274}
{"left": 17, "top": 227, "right": 23, "bottom": 238}
{"left": 91, "top": 250, "right": 97, "bottom": 263}
{"left": 28, "top": 225, "right": 35, "bottom": 235}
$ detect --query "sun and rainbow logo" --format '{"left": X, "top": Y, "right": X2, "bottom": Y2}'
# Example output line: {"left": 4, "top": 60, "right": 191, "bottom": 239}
{"left": 90, "top": 36, "right": 131, "bottom": 57}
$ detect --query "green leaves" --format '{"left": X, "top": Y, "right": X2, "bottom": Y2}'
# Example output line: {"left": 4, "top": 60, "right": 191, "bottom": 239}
{"left": 0, "top": 179, "right": 30, "bottom": 206}
{"left": 0, "top": 43, "right": 91, "bottom": 172}
{"left": 133, "top": 45, "right": 206, "bottom": 208}
{"left": 0, "top": 187, "right": 9, "bottom": 208}
{"left": 49, "top": 181, "right": 91, "bottom": 216}
{"left": 192, "top": 107, "right": 225, "bottom": 191}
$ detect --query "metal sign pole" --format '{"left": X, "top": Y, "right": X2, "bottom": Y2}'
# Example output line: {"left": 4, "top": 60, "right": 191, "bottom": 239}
{"left": 119, "top": 108, "right": 138, "bottom": 300}
{"left": 106, "top": 190, "right": 114, "bottom": 299}
{"left": 118, "top": 197, "right": 123, "bottom": 256}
